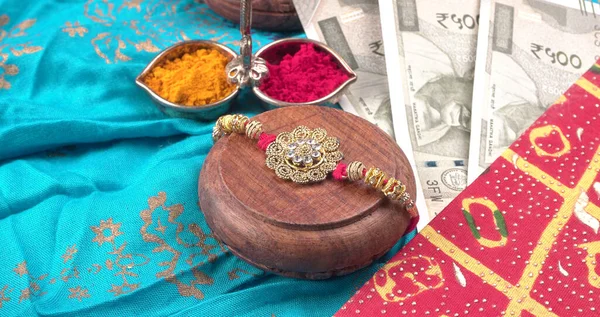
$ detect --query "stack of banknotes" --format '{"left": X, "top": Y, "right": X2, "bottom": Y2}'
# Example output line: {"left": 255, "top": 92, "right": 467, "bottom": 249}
{"left": 292, "top": 0, "right": 600, "bottom": 228}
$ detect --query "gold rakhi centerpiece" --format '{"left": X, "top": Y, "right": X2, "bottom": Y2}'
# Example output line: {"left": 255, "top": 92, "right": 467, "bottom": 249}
{"left": 266, "top": 126, "right": 343, "bottom": 183}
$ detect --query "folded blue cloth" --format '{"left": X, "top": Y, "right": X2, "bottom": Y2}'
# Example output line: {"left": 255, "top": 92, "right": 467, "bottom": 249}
{"left": 0, "top": 1, "right": 414, "bottom": 316}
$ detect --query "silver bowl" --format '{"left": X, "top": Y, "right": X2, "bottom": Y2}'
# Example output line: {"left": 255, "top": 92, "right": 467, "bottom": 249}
{"left": 253, "top": 38, "right": 358, "bottom": 109}
{"left": 136, "top": 40, "right": 239, "bottom": 121}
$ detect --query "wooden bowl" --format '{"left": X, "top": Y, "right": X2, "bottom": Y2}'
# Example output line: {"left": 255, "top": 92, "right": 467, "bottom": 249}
{"left": 198, "top": 106, "right": 416, "bottom": 279}
{"left": 204, "top": 0, "right": 302, "bottom": 31}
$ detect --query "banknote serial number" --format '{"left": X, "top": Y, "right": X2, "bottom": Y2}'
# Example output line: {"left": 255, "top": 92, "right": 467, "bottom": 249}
{"left": 530, "top": 43, "right": 582, "bottom": 69}
{"left": 436, "top": 13, "right": 479, "bottom": 30}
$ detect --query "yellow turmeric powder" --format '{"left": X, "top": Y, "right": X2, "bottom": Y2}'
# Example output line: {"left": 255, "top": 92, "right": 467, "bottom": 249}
{"left": 143, "top": 48, "right": 236, "bottom": 106}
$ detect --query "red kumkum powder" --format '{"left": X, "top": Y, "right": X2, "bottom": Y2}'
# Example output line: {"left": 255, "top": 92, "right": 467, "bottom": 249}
{"left": 260, "top": 44, "right": 350, "bottom": 103}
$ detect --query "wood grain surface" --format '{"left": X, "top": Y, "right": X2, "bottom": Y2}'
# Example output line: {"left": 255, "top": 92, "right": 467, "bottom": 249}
{"left": 199, "top": 106, "right": 415, "bottom": 279}
{"left": 204, "top": 0, "right": 302, "bottom": 31}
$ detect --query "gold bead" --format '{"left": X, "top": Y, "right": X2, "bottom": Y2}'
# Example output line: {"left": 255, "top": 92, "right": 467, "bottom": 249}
{"left": 382, "top": 177, "right": 406, "bottom": 200}
{"left": 245, "top": 120, "right": 263, "bottom": 139}
{"left": 212, "top": 125, "right": 225, "bottom": 143}
{"left": 347, "top": 161, "right": 365, "bottom": 181}
{"left": 364, "top": 167, "right": 386, "bottom": 189}
{"left": 232, "top": 114, "right": 249, "bottom": 134}
{"left": 219, "top": 115, "right": 234, "bottom": 134}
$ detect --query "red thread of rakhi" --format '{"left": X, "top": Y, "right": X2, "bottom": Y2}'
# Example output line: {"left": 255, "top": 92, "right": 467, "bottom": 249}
{"left": 257, "top": 132, "right": 277, "bottom": 151}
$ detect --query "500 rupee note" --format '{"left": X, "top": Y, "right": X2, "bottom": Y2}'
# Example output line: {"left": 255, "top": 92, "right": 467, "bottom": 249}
{"left": 468, "top": 0, "right": 600, "bottom": 182}
{"left": 380, "top": 0, "right": 480, "bottom": 218}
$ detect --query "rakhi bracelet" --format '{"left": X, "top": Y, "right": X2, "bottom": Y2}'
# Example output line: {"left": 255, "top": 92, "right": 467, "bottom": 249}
{"left": 212, "top": 114, "right": 417, "bottom": 218}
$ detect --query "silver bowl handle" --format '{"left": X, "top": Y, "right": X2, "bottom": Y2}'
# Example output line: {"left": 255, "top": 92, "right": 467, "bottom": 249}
{"left": 226, "top": 0, "right": 270, "bottom": 88}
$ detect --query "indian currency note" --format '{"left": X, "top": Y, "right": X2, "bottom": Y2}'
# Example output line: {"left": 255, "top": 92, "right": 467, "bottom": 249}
{"left": 293, "top": 0, "right": 430, "bottom": 229}
{"left": 380, "top": 0, "right": 480, "bottom": 218}
{"left": 468, "top": 0, "right": 600, "bottom": 182}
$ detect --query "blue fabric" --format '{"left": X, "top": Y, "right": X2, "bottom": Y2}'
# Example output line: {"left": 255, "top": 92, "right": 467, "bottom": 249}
{"left": 0, "top": 1, "right": 415, "bottom": 316}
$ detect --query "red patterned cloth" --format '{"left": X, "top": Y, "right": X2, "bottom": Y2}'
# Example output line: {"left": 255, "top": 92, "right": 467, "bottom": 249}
{"left": 336, "top": 63, "right": 600, "bottom": 316}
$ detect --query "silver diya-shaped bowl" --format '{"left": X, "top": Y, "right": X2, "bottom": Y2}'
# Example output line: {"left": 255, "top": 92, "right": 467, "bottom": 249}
{"left": 136, "top": 40, "right": 240, "bottom": 120}
{"left": 253, "top": 38, "right": 358, "bottom": 109}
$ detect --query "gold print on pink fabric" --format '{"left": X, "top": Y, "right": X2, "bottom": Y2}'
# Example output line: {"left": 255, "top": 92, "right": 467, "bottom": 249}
{"left": 529, "top": 125, "right": 571, "bottom": 157}
{"left": 461, "top": 197, "right": 508, "bottom": 248}
{"left": 141, "top": 192, "right": 225, "bottom": 299}
{"left": 578, "top": 241, "right": 600, "bottom": 288}
{"left": 90, "top": 218, "right": 150, "bottom": 296}
{"left": 374, "top": 256, "right": 443, "bottom": 302}
{"left": 0, "top": 14, "right": 42, "bottom": 89}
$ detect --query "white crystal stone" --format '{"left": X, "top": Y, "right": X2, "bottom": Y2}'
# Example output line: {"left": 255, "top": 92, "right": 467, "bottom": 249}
{"left": 288, "top": 143, "right": 297, "bottom": 150}
{"left": 286, "top": 150, "right": 295, "bottom": 158}
{"left": 303, "top": 156, "right": 313, "bottom": 164}
{"left": 312, "top": 144, "right": 321, "bottom": 151}
{"left": 293, "top": 156, "right": 302, "bottom": 163}
{"left": 307, "top": 139, "right": 317, "bottom": 145}
{"left": 311, "top": 151, "right": 321, "bottom": 158}
{"left": 297, "top": 139, "right": 306, "bottom": 145}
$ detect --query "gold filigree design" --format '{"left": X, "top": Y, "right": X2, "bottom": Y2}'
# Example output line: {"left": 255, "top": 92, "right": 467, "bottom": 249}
{"left": 62, "top": 244, "right": 78, "bottom": 263}
{"left": 141, "top": 192, "right": 225, "bottom": 299}
{"left": 266, "top": 126, "right": 343, "bottom": 184}
{"left": 91, "top": 218, "right": 123, "bottom": 246}
{"left": 0, "top": 14, "right": 42, "bottom": 89}
{"left": 68, "top": 286, "right": 90, "bottom": 301}
{"left": 62, "top": 21, "right": 88, "bottom": 37}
